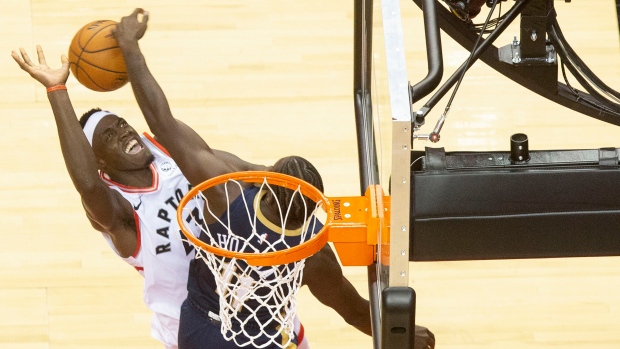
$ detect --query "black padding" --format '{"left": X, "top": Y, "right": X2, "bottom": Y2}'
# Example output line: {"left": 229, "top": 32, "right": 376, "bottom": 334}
{"left": 410, "top": 147, "right": 620, "bottom": 261}
{"left": 381, "top": 287, "right": 416, "bottom": 349}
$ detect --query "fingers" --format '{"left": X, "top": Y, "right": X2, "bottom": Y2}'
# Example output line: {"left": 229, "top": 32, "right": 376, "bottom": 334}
{"left": 61, "top": 54, "right": 70, "bottom": 72}
{"left": 10, "top": 50, "right": 21, "bottom": 62}
{"left": 142, "top": 11, "right": 149, "bottom": 25}
{"left": 414, "top": 326, "right": 436, "bottom": 349}
{"left": 20, "top": 47, "right": 34, "bottom": 66}
{"left": 131, "top": 8, "right": 144, "bottom": 17}
{"left": 59, "top": 53, "right": 71, "bottom": 81}
{"left": 133, "top": 8, "right": 149, "bottom": 25}
{"left": 13, "top": 48, "right": 37, "bottom": 73}
{"left": 36, "top": 45, "right": 47, "bottom": 66}
{"left": 118, "top": 8, "right": 149, "bottom": 30}
{"left": 10, "top": 50, "right": 27, "bottom": 70}
{"left": 130, "top": 8, "right": 149, "bottom": 23}
{"left": 427, "top": 329, "right": 435, "bottom": 348}
{"left": 11, "top": 48, "right": 36, "bottom": 74}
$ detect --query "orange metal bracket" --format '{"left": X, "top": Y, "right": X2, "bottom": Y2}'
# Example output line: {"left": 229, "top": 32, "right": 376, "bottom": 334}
{"left": 327, "top": 185, "right": 390, "bottom": 266}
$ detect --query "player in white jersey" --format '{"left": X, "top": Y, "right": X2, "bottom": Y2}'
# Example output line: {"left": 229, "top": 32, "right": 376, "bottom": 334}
{"left": 98, "top": 130, "right": 199, "bottom": 346}
{"left": 12, "top": 48, "right": 312, "bottom": 349}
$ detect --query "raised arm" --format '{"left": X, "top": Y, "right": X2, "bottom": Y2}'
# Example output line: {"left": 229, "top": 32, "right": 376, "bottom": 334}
{"left": 113, "top": 9, "right": 235, "bottom": 187}
{"left": 11, "top": 46, "right": 137, "bottom": 257}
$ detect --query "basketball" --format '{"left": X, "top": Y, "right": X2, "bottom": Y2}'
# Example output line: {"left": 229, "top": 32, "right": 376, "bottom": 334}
{"left": 68, "top": 20, "right": 128, "bottom": 92}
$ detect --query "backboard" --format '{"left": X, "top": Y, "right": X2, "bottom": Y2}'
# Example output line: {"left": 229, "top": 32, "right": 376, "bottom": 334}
{"left": 354, "top": 0, "right": 416, "bottom": 347}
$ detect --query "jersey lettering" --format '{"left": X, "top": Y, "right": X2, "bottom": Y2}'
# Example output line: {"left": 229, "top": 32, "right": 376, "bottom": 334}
{"left": 217, "top": 233, "right": 240, "bottom": 252}
{"left": 163, "top": 188, "right": 185, "bottom": 210}
{"left": 175, "top": 188, "right": 184, "bottom": 204}
{"left": 154, "top": 186, "right": 200, "bottom": 256}
{"left": 157, "top": 208, "right": 171, "bottom": 223}
{"left": 155, "top": 243, "right": 171, "bottom": 254}
{"left": 179, "top": 206, "right": 205, "bottom": 256}
{"left": 164, "top": 196, "right": 178, "bottom": 210}
{"left": 156, "top": 226, "right": 170, "bottom": 238}
{"left": 178, "top": 229, "right": 196, "bottom": 256}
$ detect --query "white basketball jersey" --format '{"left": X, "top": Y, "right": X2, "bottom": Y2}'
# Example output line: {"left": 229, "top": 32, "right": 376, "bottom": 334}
{"left": 101, "top": 133, "right": 202, "bottom": 348}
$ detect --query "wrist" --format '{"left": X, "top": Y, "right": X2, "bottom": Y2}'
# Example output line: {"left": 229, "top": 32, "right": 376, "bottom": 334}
{"left": 117, "top": 37, "right": 140, "bottom": 51}
{"left": 46, "top": 84, "right": 67, "bottom": 93}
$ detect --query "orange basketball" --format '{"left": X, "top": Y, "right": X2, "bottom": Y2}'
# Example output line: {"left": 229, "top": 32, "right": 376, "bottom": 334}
{"left": 68, "top": 20, "right": 128, "bottom": 92}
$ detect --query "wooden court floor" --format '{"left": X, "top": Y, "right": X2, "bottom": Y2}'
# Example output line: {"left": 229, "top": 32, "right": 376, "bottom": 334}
{"left": 2, "top": 1, "right": 620, "bottom": 348}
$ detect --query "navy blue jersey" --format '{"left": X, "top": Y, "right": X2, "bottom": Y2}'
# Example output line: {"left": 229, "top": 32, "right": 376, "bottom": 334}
{"left": 186, "top": 185, "right": 322, "bottom": 333}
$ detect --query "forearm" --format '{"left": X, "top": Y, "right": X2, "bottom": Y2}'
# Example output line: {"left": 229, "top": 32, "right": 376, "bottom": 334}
{"left": 304, "top": 246, "right": 373, "bottom": 336}
{"left": 212, "top": 150, "right": 267, "bottom": 171}
{"left": 335, "top": 283, "right": 372, "bottom": 336}
{"left": 352, "top": 316, "right": 372, "bottom": 336}
{"left": 49, "top": 89, "right": 132, "bottom": 239}
{"left": 118, "top": 39, "right": 175, "bottom": 138}
{"left": 308, "top": 279, "right": 372, "bottom": 336}
{"left": 47, "top": 90, "right": 102, "bottom": 193}
{"left": 352, "top": 302, "right": 372, "bottom": 336}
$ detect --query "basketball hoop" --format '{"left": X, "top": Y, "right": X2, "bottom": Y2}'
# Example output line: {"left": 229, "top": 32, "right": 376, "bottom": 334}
{"left": 178, "top": 171, "right": 333, "bottom": 266}
{"left": 177, "top": 171, "right": 386, "bottom": 348}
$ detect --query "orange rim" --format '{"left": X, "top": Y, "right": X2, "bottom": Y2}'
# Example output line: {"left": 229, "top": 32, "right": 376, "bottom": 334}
{"left": 177, "top": 171, "right": 333, "bottom": 266}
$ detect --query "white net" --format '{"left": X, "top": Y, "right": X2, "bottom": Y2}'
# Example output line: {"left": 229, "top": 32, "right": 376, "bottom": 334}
{"left": 182, "top": 177, "right": 326, "bottom": 348}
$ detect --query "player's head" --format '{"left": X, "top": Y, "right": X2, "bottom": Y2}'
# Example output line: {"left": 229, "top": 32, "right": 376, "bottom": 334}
{"left": 269, "top": 156, "right": 324, "bottom": 226}
{"left": 80, "top": 108, "right": 154, "bottom": 172}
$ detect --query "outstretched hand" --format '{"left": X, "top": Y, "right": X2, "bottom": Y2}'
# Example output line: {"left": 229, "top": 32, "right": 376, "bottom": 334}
{"left": 11, "top": 45, "right": 69, "bottom": 88}
{"left": 415, "top": 325, "right": 436, "bottom": 349}
{"left": 113, "top": 8, "right": 149, "bottom": 45}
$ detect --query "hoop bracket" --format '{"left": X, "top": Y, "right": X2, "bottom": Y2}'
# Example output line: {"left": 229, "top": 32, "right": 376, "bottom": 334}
{"left": 328, "top": 185, "right": 390, "bottom": 266}
{"left": 177, "top": 171, "right": 390, "bottom": 267}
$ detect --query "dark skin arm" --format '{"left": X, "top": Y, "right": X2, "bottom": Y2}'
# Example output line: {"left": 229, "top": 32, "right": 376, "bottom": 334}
{"left": 303, "top": 244, "right": 436, "bottom": 348}
{"left": 213, "top": 150, "right": 268, "bottom": 172}
{"left": 11, "top": 46, "right": 137, "bottom": 257}
{"left": 112, "top": 9, "right": 259, "bottom": 216}
{"left": 302, "top": 244, "right": 372, "bottom": 335}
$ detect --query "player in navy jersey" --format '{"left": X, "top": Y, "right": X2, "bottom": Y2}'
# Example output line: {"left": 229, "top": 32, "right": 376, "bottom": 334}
{"left": 113, "top": 8, "right": 436, "bottom": 349}
{"left": 181, "top": 158, "right": 327, "bottom": 348}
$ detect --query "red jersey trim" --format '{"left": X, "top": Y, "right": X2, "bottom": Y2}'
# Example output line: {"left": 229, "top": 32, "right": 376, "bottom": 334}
{"left": 297, "top": 322, "right": 305, "bottom": 344}
{"left": 99, "top": 163, "right": 159, "bottom": 193}
{"left": 131, "top": 210, "right": 142, "bottom": 258}
{"left": 143, "top": 133, "right": 171, "bottom": 157}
